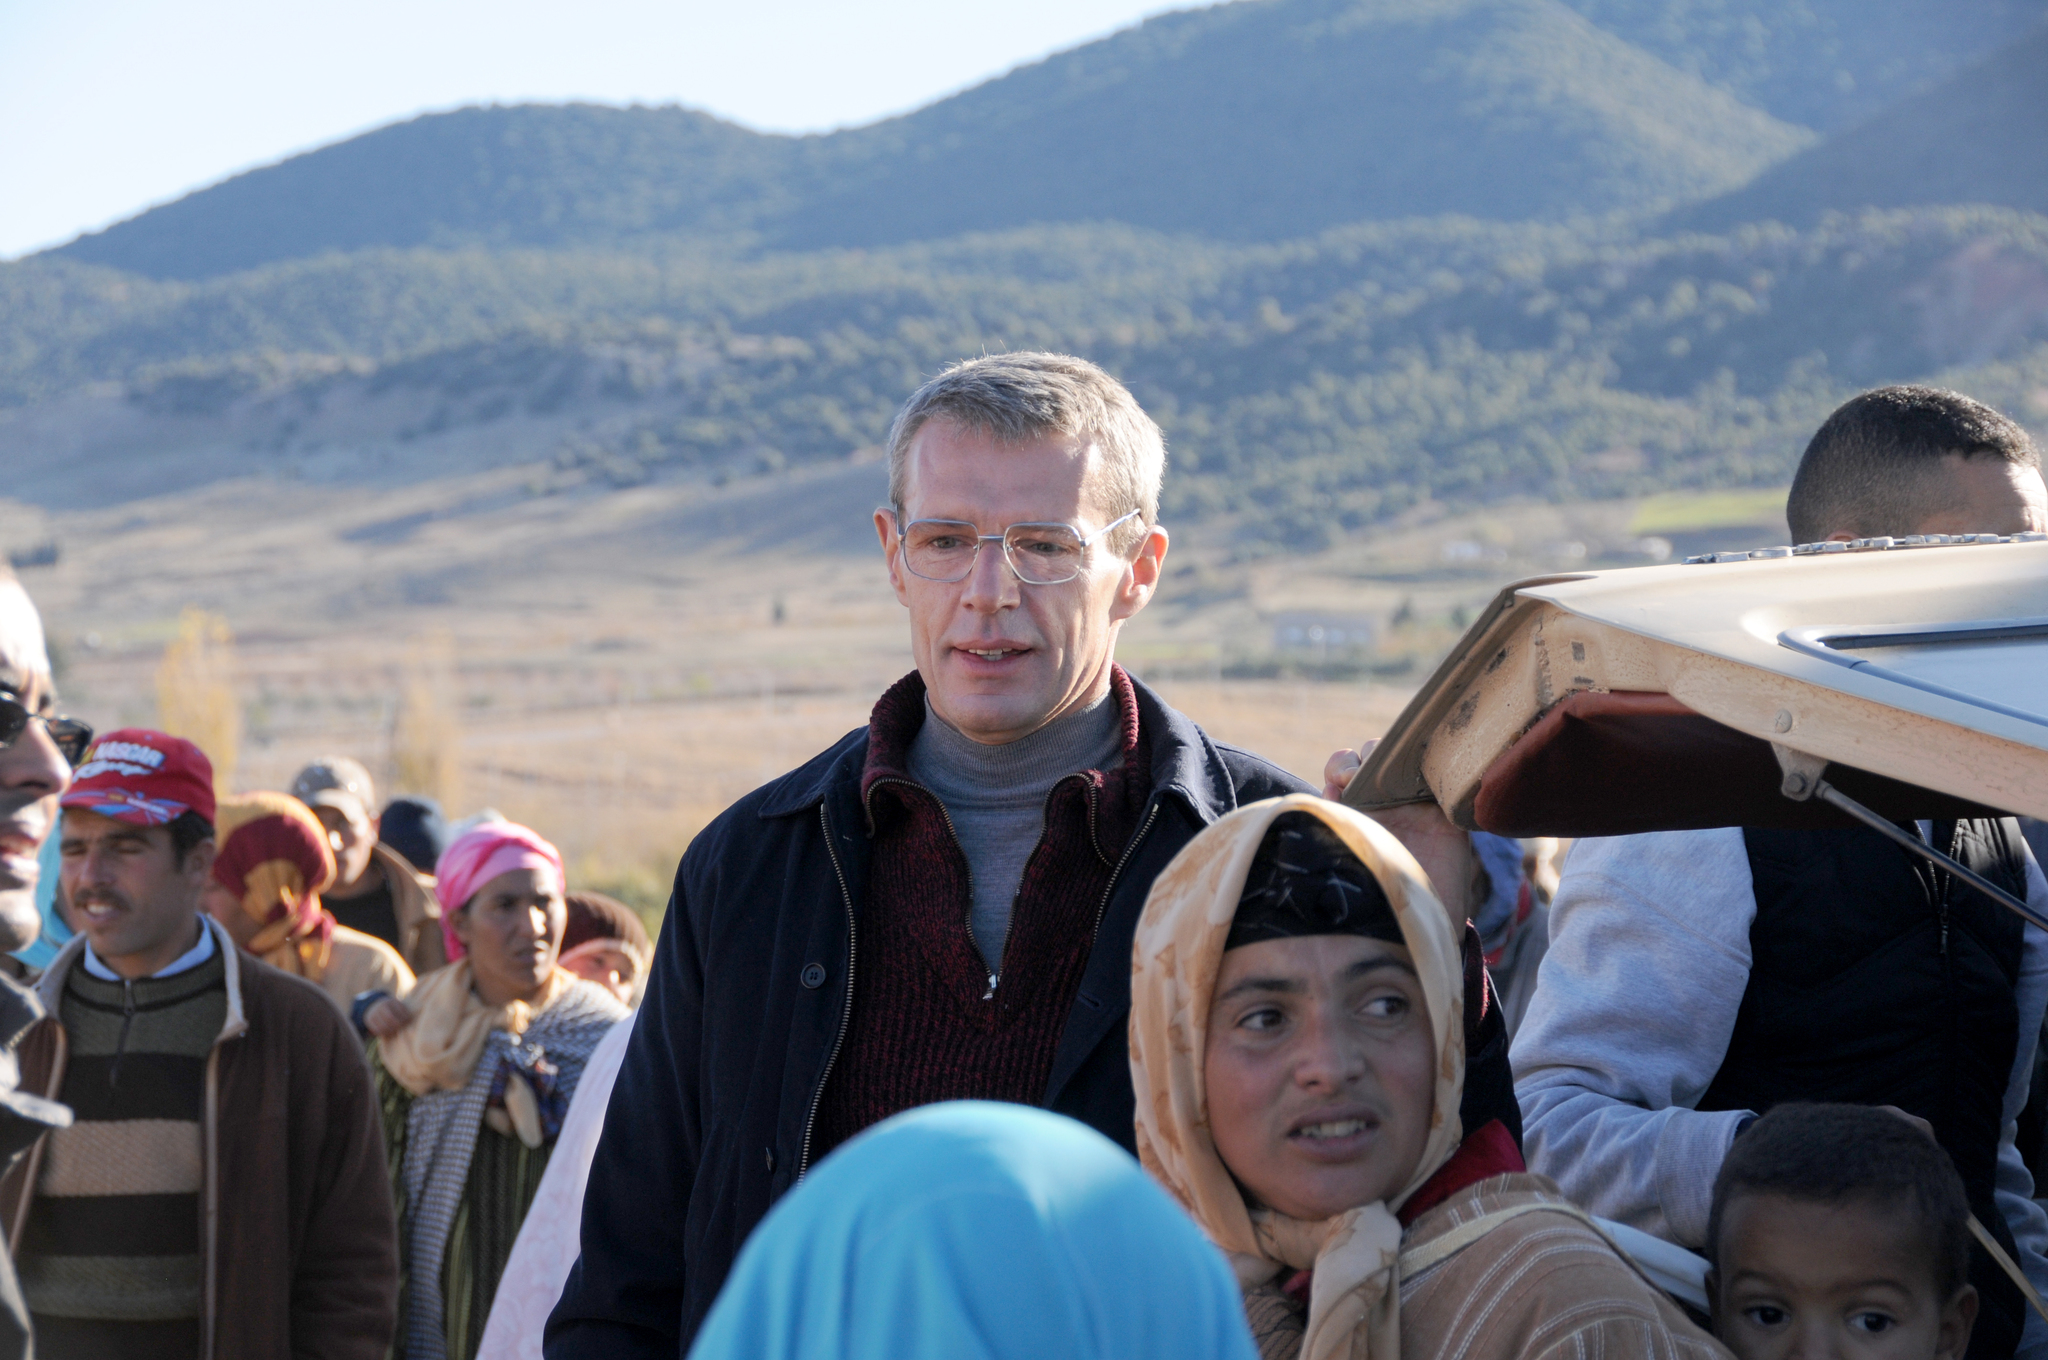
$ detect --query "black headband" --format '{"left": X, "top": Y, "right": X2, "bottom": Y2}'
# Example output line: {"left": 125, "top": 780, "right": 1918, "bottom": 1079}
{"left": 1225, "top": 811, "right": 1401, "bottom": 951}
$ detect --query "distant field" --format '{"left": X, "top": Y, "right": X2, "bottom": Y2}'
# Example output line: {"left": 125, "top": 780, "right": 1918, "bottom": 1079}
{"left": 10, "top": 468, "right": 1682, "bottom": 928}
{"left": 1628, "top": 487, "right": 1791, "bottom": 535}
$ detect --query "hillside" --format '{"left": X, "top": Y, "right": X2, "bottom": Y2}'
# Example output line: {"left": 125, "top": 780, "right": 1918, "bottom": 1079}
{"left": 1678, "top": 25, "right": 2048, "bottom": 231}
{"left": 50, "top": 0, "right": 1809, "bottom": 281}
{"left": 8, "top": 0, "right": 2048, "bottom": 553}
{"left": 9, "top": 207, "right": 2047, "bottom": 548}
{"left": 1558, "top": 0, "right": 2048, "bottom": 131}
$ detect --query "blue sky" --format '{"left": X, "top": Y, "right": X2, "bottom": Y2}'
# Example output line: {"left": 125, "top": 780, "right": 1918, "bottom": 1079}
{"left": 0, "top": 0, "right": 1182, "bottom": 259}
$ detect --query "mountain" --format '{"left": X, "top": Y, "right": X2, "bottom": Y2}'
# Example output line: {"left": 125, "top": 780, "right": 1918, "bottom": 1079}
{"left": 10, "top": 206, "right": 2047, "bottom": 545}
{"left": 50, "top": 0, "right": 1809, "bottom": 282}
{"left": 10, "top": 0, "right": 2048, "bottom": 551}
{"left": 1559, "top": 0, "right": 2048, "bottom": 132}
{"left": 1676, "top": 25, "right": 2048, "bottom": 231}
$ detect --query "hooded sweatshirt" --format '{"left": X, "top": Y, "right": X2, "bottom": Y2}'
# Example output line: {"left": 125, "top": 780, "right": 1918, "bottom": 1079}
{"left": 685, "top": 1101, "right": 1259, "bottom": 1360}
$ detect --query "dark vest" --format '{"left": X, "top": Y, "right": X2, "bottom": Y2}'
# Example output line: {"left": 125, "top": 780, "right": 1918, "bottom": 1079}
{"left": 1701, "top": 821, "right": 2030, "bottom": 1360}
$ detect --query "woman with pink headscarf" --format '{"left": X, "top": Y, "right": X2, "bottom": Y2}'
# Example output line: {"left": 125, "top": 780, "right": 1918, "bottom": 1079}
{"left": 363, "top": 819, "right": 629, "bottom": 1360}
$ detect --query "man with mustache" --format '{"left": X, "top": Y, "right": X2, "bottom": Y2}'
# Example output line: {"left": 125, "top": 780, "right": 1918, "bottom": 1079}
{"left": 1, "top": 727, "right": 400, "bottom": 1359}
{"left": 0, "top": 564, "right": 88, "bottom": 1360}
{"left": 547, "top": 353, "right": 1322, "bottom": 1356}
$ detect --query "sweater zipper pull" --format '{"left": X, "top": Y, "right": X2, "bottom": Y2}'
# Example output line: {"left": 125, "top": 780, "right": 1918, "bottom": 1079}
{"left": 110, "top": 979, "right": 137, "bottom": 1089}
{"left": 983, "top": 972, "right": 997, "bottom": 1002}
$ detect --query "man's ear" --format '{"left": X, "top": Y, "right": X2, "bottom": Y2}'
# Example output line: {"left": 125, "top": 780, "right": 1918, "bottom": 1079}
{"left": 875, "top": 508, "right": 911, "bottom": 606}
{"left": 181, "top": 838, "right": 217, "bottom": 887}
{"left": 1110, "top": 525, "right": 1169, "bottom": 623}
{"left": 1937, "top": 1283, "right": 1978, "bottom": 1360}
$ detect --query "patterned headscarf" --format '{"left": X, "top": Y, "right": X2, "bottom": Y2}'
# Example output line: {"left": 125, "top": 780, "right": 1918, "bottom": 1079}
{"left": 433, "top": 820, "right": 564, "bottom": 963}
{"left": 1129, "top": 794, "right": 1465, "bottom": 1360}
{"left": 212, "top": 792, "right": 338, "bottom": 981}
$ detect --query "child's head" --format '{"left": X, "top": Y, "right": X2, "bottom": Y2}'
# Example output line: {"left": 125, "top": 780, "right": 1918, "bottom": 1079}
{"left": 1707, "top": 1103, "right": 1976, "bottom": 1360}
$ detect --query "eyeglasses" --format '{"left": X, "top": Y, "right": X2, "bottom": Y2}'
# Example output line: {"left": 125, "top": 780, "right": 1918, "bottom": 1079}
{"left": 895, "top": 508, "right": 1143, "bottom": 585}
{"left": 0, "top": 693, "right": 92, "bottom": 767}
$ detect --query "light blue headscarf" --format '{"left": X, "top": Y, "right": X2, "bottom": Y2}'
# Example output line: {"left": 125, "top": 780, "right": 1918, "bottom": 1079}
{"left": 11, "top": 831, "right": 68, "bottom": 970}
{"left": 687, "top": 1101, "right": 1259, "bottom": 1360}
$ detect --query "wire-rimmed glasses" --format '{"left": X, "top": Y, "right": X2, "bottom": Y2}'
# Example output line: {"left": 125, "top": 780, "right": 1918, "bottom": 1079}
{"left": 894, "top": 508, "right": 1143, "bottom": 585}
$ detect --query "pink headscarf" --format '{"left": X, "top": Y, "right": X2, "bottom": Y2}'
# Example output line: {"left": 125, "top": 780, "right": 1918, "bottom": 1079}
{"left": 434, "top": 820, "right": 565, "bottom": 962}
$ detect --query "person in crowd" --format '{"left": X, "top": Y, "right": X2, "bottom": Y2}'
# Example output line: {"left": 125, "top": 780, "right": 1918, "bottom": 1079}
{"left": 474, "top": 1012, "right": 635, "bottom": 1360}
{"left": 1509, "top": 385, "right": 2048, "bottom": 1359}
{"left": 688, "top": 1100, "right": 1259, "bottom": 1360}
{"left": 370, "top": 820, "right": 628, "bottom": 1360}
{"left": 293, "top": 756, "right": 445, "bottom": 974}
{"left": 0, "top": 566, "right": 89, "bottom": 1360}
{"left": 547, "top": 351, "right": 1497, "bottom": 1356}
{"left": 7, "top": 727, "right": 397, "bottom": 1359}
{"left": 382, "top": 796, "right": 452, "bottom": 877}
{"left": 202, "top": 789, "right": 414, "bottom": 1015}
{"left": 1709, "top": 1104, "right": 1984, "bottom": 1360}
{"left": 557, "top": 890, "right": 650, "bottom": 1007}
{"left": 1131, "top": 796, "right": 1727, "bottom": 1360}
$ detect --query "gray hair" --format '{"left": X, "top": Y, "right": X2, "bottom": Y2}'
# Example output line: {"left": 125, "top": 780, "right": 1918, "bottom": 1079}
{"left": 886, "top": 352, "right": 1165, "bottom": 554}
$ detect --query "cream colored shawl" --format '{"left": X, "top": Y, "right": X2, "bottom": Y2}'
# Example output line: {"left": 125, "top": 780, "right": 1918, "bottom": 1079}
{"left": 1130, "top": 794, "right": 1465, "bottom": 1360}
{"left": 379, "top": 960, "right": 574, "bottom": 1098}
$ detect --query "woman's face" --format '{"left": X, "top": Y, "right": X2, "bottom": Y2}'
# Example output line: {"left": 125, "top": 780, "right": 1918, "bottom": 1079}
{"left": 456, "top": 866, "right": 566, "bottom": 1005}
{"left": 1203, "top": 933, "right": 1436, "bottom": 1222}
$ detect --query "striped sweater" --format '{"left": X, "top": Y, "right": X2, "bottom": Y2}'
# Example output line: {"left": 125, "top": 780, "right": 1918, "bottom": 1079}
{"left": 17, "top": 951, "right": 226, "bottom": 1360}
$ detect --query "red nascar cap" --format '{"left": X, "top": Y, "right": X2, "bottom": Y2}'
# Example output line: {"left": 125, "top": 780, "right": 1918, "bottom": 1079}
{"left": 59, "top": 728, "right": 216, "bottom": 826}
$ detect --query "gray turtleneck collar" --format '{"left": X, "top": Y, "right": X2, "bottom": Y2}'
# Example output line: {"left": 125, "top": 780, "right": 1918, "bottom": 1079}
{"left": 908, "top": 688, "right": 1124, "bottom": 973}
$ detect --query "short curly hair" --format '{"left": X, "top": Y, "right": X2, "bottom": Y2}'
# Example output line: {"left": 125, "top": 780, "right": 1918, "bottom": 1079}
{"left": 1708, "top": 1102, "right": 1971, "bottom": 1300}
{"left": 1787, "top": 386, "right": 2039, "bottom": 543}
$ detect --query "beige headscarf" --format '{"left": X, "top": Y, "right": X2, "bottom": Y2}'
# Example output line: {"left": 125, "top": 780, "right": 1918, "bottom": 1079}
{"left": 1130, "top": 794, "right": 1465, "bottom": 1360}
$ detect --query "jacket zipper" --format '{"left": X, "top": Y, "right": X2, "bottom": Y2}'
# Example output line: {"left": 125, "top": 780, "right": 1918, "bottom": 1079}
{"left": 108, "top": 980, "right": 137, "bottom": 1089}
{"left": 798, "top": 803, "right": 859, "bottom": 1180}
{"left": 1094, "top": 799, "right": 1164, "bottom": 936}
{"left": 870, "top": 776, "right": 998, "bottom": 998}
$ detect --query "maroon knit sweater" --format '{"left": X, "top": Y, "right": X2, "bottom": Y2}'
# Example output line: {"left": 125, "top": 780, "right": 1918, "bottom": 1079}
{"left": 810, "top": 667, "right": 1153, "bottom": 1157}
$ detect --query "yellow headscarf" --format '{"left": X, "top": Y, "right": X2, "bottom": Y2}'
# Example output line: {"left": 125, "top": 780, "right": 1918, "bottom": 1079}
{"left": 1129, "top": 794, "right": 1466, "bottom": 1360}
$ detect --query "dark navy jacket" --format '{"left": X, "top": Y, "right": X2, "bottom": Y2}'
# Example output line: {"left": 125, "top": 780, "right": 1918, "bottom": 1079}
{"left": 544, "top": 677, "right": 1312, "bottom": 1356}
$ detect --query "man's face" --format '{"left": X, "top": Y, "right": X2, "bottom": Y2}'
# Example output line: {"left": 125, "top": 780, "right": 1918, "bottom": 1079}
{"left": 1829, "top": 456, "right": 2048, "bottom": 541}
{"left": 0, "top": 581, "right": 69, "bottom": 954}
{"left": 875, "top": 420, "right": 1167, "bottom": 744}
{"left": 312, "top": 801, "right": 378, "bottom": 888}
{"left": 1911, "top": 456, "right": 2048, "bottom": 538}
{"left": 59, "top": 808, "right": 212, "bottom": 977}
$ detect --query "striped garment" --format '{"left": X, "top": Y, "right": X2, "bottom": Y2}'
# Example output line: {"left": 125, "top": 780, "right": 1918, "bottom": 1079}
{"left": 18, "top": 952, "right": 226, "bottom": 1360}
{"left": 1245, "top": 1173, "right": 1731, "bottom": 1360}
{"left": 378, "top": 975, "right": 626, "bottom": 1360}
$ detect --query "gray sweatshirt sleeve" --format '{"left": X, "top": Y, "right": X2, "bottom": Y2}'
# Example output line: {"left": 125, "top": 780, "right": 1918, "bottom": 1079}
{"left": 1510, "top": 829, "right": 1758, "bottom": 1249}
{"left": 1999, "top": 848, "right": 2048, "bottom": 1356}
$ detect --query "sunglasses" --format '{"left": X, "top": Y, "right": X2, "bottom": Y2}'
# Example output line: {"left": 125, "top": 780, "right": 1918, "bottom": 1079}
{"left": 0, "top": 693, "right": 93, "bottom": 767}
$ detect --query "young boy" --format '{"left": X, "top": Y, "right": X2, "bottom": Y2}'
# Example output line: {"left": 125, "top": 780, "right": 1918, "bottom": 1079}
{"left": 1708, "top": 1104, "right": 1980, "bottom": 1360}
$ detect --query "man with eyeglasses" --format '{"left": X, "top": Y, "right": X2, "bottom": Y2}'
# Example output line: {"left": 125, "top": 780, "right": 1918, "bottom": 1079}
{"left": 547, "top": 352, "right": 1313, "bottom": 1355}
